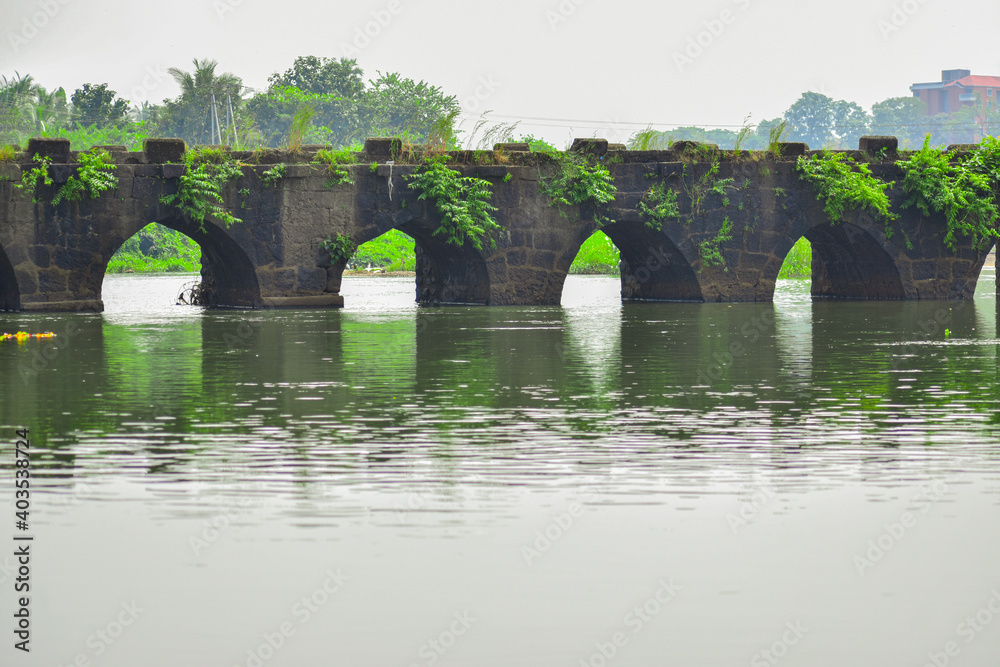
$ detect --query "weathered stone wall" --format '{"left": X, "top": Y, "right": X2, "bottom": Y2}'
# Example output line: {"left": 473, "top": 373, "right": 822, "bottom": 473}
{"left": 0, "top": 137, "right": 995, "bottom": 312}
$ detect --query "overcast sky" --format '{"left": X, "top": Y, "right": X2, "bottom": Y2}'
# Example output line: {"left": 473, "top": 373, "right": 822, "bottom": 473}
{"left": 2, "top": 0, "right": 998, "bottom": 145}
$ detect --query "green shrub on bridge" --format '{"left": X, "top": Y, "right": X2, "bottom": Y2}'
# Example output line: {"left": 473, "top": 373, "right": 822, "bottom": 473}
{"left": 159, "top": 147, "right": 243, "bottom": 230}
{"left": 407, "top": 157, "right": 501, "bottom": 251}
{"left": 796, "top": 151, "right": 896, "bottom": 236}
{"left": 538, "top": 151, "right": 617, "bottom": 223}
{"left": 52, "top": 148, "right": 117, "bottom": 205}
{"left": 896, "top": 137, "right": 1000, "bottom": 251}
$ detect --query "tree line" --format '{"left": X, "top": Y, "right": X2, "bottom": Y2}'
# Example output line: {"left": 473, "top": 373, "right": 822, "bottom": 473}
{"left": 629, "top": 91, "right": 1000, "bottom": 151}
{"left": 2, "top": 58, "right": 998, "bottom": 152}
{"left": 0, "top": 56, "right": 459, "bottom": 150}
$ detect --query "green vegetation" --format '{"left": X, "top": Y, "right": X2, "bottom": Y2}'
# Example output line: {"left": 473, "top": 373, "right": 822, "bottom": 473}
{"left": 0, "top": 144, "right": 16, "bottom": 161}
{"left": 407, "top": 157, "right": 500, "bottom": 250}
{"left": 638, "top": 181, "right": 680, "bottom": 231}
{"left": 159, "top": 147, "right": 243, "bottom": 230}
{"left": 260, "top": 163, "right": 285, "bottom": 186}
{"left": 51, "top": 147, "right": 117, "bottom": 205}
{"left": 319, "top": 232, "right": 357, "bottom": 265}
{"left": 314, "top": 147, "right": 357, "bottom": 186}
{"left": 570, "top": 231, "right": 619, "bottom": 274}
{"left": 699, "top": 216, "right": 733, "bottom": 270}
{"left": 352, "top": 230, "right": 416, "bottom": 271}
{"left": 778, "top": 237, "right": 812, "bottom": 279}
{"left": 539, "top": 151, "right": 617, "bottom": 223}
{"left": 107, "top": 223, "right": 200, "bottom": 273}
{"left": 14, "top": 154, "right": 52, "bottom": 200}
{"left": 796, "top": 151, "right": 896, "bottom": 233}
{"left": 681, "top": 156, "right": 735, "bottom": 222}
{"left": 896, "top": 137, "right": 1000, "bottom": 250}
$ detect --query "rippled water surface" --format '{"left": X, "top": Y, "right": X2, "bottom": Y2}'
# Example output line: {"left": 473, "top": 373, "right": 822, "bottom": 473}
{"left": 2, "top": 271, "right": 999, "bottom": 666}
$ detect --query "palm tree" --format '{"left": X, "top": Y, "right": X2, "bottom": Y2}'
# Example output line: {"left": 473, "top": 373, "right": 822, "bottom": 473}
{"left": 163, "top": 59, "right": 244, "bottom": 145}
{"left": 0, "top": 72, "right": 39, "bottom": 143}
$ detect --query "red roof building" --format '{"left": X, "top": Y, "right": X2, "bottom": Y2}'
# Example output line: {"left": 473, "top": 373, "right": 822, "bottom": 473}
{"left": 911, "top": 69, "right": 1000, "bottom": 115}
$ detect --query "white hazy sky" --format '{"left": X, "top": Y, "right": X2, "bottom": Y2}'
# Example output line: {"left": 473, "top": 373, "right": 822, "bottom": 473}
{"left": 2, "top": 0, "right": 998, "bottom": 145}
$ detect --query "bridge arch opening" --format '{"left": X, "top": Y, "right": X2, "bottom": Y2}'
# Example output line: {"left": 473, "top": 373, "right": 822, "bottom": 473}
{"left": 778, "top": 222, "right": 905, "bottom": 299}
{"left": 0, "top": 242, "right": 19, "bottom": 312}
{"left": 567, "top": 223, "right": 702, "bottom": 302}
{"left": 100, "top": 218, "right": 261, "bottom": 309}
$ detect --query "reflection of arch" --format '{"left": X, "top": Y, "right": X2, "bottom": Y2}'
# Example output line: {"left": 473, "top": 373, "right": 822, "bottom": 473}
{"left": 601, "top": 222, "right": 703, "bottom": 301}
{"left": 803, "top": 222, "right": 904, "bottom": 299}
{"left": 0, "top": 242, "right": 19, "bottom": 311}
{"left": 100, "top": 217, "right": 262, "bottom": 308}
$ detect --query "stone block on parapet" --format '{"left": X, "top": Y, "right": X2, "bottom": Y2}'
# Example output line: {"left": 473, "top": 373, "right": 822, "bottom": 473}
{"left": 772, "top": 142, "right": 808, "bottom": 157}
{"left": 858, "top": 136, "right": 898, "bottom": 159}
{"left": 144, "top": 138, "right": 186, "bottom": 164}
{"left": 494, "top": 142, "right": 530, "bottom": 152}
{"left": 27, "top": 138, "right": 70, "bottom": 163}
{"left": 570, "top": 138, "right": 609, "bottom": 157}
{"left": 363, "top": 138, "right": 402, "bottom": 160}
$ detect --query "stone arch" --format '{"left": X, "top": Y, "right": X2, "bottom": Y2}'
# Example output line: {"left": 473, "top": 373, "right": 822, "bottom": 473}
{"left": 0, "top": 242, "right": 20, "bottom": 312}
{"left": 775, "top": 220, "right": 905, "bottom": 299}
{"left": 599, "top": 221, "right": 704, "bottom": 301}
{"left": 99, "top": 216, "right": 262, "bottom": 308}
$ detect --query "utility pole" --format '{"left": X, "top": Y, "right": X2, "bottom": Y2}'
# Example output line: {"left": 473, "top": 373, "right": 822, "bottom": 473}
{"left": 226, "top": 93, "right": 239, "bottom": 148}
{"left": 209, "top": 90, "right": 223, "bottom": 145}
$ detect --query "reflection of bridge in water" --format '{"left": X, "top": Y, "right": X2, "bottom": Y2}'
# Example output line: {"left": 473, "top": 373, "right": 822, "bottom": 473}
{"left": 0, "top": 136, "right": 995, "bottom": 313}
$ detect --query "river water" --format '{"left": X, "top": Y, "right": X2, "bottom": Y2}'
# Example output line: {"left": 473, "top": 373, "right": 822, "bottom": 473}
{"left": 1, "top": 272, "right": 999, "bottom": 667}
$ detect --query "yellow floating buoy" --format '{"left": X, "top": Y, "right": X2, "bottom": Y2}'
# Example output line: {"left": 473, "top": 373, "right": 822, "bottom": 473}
{"left": 0, "top": 332, "right": 56, "bottom": 342}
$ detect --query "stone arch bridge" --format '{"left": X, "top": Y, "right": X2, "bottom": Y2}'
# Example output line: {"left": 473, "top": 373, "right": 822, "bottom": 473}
{"left": 0, "top": 136, "right": 994, "bottom": 312}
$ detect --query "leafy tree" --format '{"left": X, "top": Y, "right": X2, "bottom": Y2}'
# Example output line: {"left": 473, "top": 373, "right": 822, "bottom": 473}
{"left": 267, "top": 56, "right": 364, "bottom": 98}
{"left": 784, "top": 92, "right": 838, "bottom": 149}
{"left": 71, "top": 83, "right": 130, "bottom": 128}
{"left": 871, "top": 97, "right": 930, "bottom": 148}
{"left": 162, "top": 58, "right": 244, "bottom": 146}
{"left": 831, "top": 100, "right": 870, "bottom": 149}
{"left": 360, "top": 72, "right": 459, "bottom": 139}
